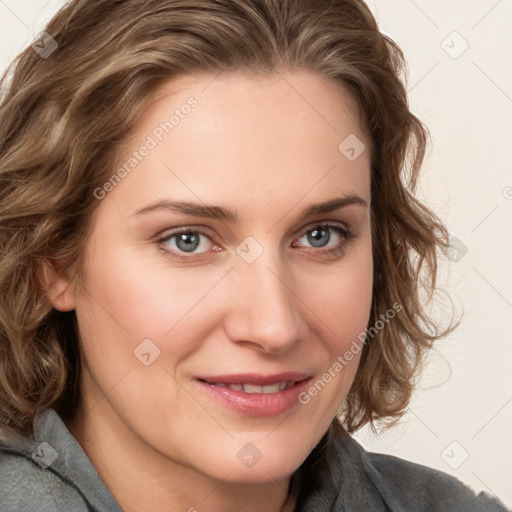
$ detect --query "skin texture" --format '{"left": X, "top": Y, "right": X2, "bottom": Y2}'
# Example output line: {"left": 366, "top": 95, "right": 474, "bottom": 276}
{"left": 48, "top": 70, "right": 373, "bottom": 512}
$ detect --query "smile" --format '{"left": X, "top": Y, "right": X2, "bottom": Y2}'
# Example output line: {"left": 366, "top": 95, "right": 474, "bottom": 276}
{"left": 195, "top": 373, "right": 312, "bottom": 416}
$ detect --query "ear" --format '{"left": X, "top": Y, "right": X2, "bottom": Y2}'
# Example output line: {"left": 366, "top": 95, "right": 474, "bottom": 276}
{"left": 40, "top": 260, "right": 78, "bottom": 312}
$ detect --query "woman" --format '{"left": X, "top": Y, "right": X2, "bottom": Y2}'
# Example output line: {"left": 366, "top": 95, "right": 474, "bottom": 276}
{"left": 0, "top": 0, "right": 509, "bottom": 511}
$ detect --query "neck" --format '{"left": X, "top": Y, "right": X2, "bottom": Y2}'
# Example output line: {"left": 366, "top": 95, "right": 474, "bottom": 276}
{"left": 64, "top": 399, "right": 297, "bottom": 512}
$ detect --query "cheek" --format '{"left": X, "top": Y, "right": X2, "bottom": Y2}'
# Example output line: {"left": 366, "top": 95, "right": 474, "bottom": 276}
{"left": 74, "top": 243, "right": 228, "bottom": 370}
{"left": 304, "top": 243, "right": 373, "bottom": 346}
{"left": 298, "top": 240, "right": 373, "bottom": 401}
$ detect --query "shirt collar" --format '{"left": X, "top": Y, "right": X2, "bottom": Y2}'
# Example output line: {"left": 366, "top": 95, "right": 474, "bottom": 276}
{"left": 2, "top": 408, "right": 122, "bottom": 512}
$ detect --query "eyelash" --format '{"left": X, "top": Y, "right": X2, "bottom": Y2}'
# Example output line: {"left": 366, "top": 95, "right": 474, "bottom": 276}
{"left": 156, "top": 223, "right": 355, "bottom": 260}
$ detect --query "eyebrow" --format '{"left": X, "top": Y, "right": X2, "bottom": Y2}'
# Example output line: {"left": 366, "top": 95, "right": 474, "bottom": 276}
{"left": 132, "top": 194, "right": 368, "bottom": 223}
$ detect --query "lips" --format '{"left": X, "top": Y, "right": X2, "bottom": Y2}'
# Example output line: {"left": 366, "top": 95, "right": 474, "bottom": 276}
{"left": 195, "top": 372, "right": 312, "bottom": 416}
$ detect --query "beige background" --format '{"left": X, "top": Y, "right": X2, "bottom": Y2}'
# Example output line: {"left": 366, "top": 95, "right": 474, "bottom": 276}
{"left": 0, "top": 0, "right": 511, "bottom": 507}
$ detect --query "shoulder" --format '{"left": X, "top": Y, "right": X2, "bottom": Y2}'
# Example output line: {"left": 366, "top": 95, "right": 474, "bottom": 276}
{"left": 300, "top": 425, "right": 511, "bottom": 511}
{"left": 0, "top": 448, "right": 90, "bottom": 512}
{"left": 363, "top": 449, "right": 510, "bottom": 512}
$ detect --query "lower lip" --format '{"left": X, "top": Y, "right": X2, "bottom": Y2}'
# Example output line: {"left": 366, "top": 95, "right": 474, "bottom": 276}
{"left": 196, "top": 379, "right": 311, "bottom": 417}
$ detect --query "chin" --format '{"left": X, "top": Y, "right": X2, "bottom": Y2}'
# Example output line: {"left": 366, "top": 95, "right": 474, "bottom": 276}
{"left": 213, "top": 459, "right": 301, "bottom": 486}
{"left": 200, "top": 435, "right": 315, "bottom": 485}
{"left": 165, "top": 434, "right": 307, "bottom": 487}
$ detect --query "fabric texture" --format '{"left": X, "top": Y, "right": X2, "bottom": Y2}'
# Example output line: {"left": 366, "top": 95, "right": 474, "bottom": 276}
{"left": 0, "top": 408, "right": 509, "bottom": 512}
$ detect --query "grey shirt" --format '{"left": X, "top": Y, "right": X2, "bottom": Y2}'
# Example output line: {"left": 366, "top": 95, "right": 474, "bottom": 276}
{"left": 0, "top": 408, "right": 509, "bottom": 511}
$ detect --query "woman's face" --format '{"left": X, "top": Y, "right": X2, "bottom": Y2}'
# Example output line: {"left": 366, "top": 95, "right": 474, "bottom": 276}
{"left": 67, "top": 71, "right": 372, "bottom": 483}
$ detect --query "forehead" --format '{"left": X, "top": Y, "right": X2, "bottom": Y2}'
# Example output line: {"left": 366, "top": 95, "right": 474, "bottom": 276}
{"left": 140, "top": 70, "right": 365, "bottom": 147}
{"left": 111, "top": 70, "right": 370, "bottom": 216}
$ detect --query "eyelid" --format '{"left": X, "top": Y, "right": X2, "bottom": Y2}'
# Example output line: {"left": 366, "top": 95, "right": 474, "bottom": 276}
{"left": 156, "top": 220, "right": 349, "bottom": 243}
{"left": 155, "top": 223, "right": 215, "bottom": 239}
{"left": 156, "top": 226, "right": 219, "bottom": 249}
{"left": 296, "top": 219, "right": 350, "bottom": 237}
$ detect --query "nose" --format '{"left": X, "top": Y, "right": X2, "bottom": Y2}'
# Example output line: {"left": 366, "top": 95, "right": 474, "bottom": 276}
{"left": 223, "top": 250, "right": 309, "bottom": 354}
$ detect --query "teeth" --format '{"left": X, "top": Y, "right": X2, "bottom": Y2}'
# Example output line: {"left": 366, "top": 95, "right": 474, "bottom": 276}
{"left": 242, "top": 384, "right": 264, "bottom": 393}
{"left": 211, "top": 381, "right": 293, "bottom": 393}
{"left": 261, "top": 383, "right": 281, "bottom": 393}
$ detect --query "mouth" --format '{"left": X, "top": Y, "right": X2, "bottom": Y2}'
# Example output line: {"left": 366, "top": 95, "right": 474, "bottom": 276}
{"left": 201, "top": 380, "right": 297, "bottom": 393}
{"left": 195, "top": 372, "right": 312, "bottom": 416}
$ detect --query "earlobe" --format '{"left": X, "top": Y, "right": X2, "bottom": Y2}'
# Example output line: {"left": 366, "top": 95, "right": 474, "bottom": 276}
{"left": 40, "top": 261, "right": 78, "bottom": 312}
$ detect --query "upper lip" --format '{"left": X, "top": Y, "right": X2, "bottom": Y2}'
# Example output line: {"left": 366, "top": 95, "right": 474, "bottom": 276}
{"left": 196, "top": 372, "right": 311, "bottom": 386}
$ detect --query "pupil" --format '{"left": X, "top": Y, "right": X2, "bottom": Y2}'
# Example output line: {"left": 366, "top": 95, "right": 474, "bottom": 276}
{"left": 177, "top": 233, "right": 200, "bottom": 252}
{"left": 308, "top": 228, "right": 330, "bottom": 247}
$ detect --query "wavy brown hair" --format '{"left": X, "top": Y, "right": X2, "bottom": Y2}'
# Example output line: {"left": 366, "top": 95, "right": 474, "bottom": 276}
{"left": 0, "top": 0, "right": 454, "bottom": 444}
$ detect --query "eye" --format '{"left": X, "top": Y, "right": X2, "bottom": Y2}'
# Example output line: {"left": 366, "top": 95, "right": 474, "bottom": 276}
{"left": 292, "top": 223, "right": 354, "bottom": 255}
{"left": 158, "top": 228, "right": 216, "bottom": 257}
{"left": 157, "top": 223, "right": 354, "bottom": 260}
